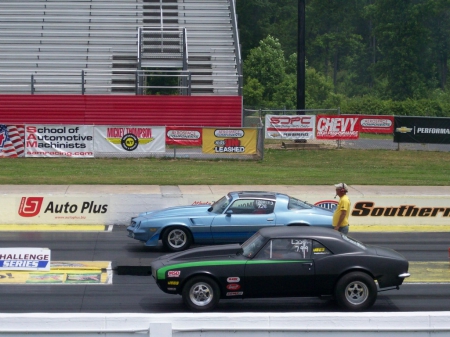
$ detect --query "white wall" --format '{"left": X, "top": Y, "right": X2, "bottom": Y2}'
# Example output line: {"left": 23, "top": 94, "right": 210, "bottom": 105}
{"left": 0, "top": 312, "right": 450, "bottom": 337}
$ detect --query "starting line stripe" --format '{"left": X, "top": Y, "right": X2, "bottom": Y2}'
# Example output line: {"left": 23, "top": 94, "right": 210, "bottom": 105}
{"left": 0, "top": 224, "right": 111, "bottom": 232}
{"left": 405, "top": 261, "right": 450, "bottom": 284}
{"left": 0, "top": 261, "right": 112, "bottom": 285}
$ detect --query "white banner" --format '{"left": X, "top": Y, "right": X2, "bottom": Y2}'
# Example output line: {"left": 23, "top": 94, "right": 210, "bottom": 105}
{"left": 265, "top": 115, "right": 316, "bottom": 140}
{"left": 94, "top": 126, "right": 165, "bottom": 154}
{"left": 15, "top": 196, "right": 110, "bottom": 224}
{"left": 0, "top": 248, "right": 51, "bottom": 271}
{"left": 25, "top": 125, "right": 94, "bottom": 158}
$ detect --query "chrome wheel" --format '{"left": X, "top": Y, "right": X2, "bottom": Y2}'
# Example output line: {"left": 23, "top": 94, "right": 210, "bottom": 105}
{"left": 335, "top": 272, "right": 377, "bottom": 311}
{"left": 162, "top": 227, "right": 192, "bottom": 252}
{"left": 344, "top": 280, "right": 369, "bottom": 305}
{"left": 182, "top": 276, "right": 220, "bottom": 311}
{"left": 189, "top": 281, "right": 214, "bottom": 307}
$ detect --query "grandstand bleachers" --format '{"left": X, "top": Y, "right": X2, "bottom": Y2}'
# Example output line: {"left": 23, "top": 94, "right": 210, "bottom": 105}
{"left": 0, "top": 0, "right": 241, "bottom": 95}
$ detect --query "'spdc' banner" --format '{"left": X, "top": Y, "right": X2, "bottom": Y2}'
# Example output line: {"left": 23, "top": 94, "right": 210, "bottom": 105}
{"left": 202, "top": 128, "right": 257, "bottom": 155}
{"left": 394, "top": 116, "right": 450, "bottom": 144}
{"left": 25, "top": 125, "right": 94, "bottom": 158}
{"left": 265, "top": 115, "right": 315, "bottom": 140}
{"left": 94, "top": 126, "right": 165, "bottom": 153}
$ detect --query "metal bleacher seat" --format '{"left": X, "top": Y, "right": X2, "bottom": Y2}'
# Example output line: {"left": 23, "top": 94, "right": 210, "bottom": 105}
{"left": 0, "top": 0, "right": 241, "bottom": 95}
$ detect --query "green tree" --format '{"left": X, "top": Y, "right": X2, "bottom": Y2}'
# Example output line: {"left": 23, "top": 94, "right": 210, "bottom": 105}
{"left": 244, "top": 35, "right": 286, "bottom": 104}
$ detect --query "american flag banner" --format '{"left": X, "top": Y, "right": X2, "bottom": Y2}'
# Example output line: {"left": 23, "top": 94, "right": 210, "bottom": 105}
{"left": 0, "top": 124, "right": 25, "bottom": 158}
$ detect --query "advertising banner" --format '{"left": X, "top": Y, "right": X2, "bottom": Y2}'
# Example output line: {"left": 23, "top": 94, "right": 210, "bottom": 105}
{"left": 0, "top": 124, "right": 25, "bottom": 158}
{"left": 166, "top": 126, "right": 202, "bottom": 146}
{"left": 352, "top": 115, "right": 394, "bottom": 134}
{"left": 202, "top": 128, "right": 257, "bottom": 155}
{"left": 25, "top": 125, "right": 94, "bottom": 158}
{"left": 0, "top": 248, "right": 50, "bottom": 271}
{"left": 265, "top": 115, "right": 316, "bottom": 140}
{"left": 394, "top": 116, "right": 450, "bottom": 144}
{"left": 16, "top": 196, "right": 110, "bottom": 224}
{"left": 94, "top": 126, "right": 165, "bottom": 153}
{"left": 316, "top": 115, "right": 360, "bottom": 139}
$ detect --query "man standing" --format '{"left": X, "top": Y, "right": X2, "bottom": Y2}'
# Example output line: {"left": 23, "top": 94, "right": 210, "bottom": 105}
{"left": 333, "top": 183, "right": 350, "bottom": 234}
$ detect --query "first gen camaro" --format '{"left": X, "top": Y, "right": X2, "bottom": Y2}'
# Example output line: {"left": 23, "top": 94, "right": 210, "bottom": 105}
{"left": 127, "top": 191, "right": 333, "bottom": 252}
{"left": 151, "top": 226, "right": 410, "bottom": 311}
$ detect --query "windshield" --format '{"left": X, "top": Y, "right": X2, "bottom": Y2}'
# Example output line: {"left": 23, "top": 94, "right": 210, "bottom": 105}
{"left": 341, "top": 234, "right": 366, "bottom": 249}
{"left": 288, "top": 196, "right": 312, "bottom": 210}
{"left": 209, "top": 195, "right": 230, "bottom": 214}
{"left": 241, "top": 232, "right": 267, "bottom": 258}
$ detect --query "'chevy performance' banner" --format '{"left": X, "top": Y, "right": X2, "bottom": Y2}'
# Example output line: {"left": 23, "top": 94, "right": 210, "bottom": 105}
{"left": 202, "top": 128, "right": 257, "bottom": 154}
{"left": 394, "top": 116, "right": 450, "bottom": 144}
{"left": 316, "top": 115, "right": 359, "bottom": 139}
{"left": 94, "top": 126, "right": 165, "bottom": 154}
{"left": 25, "top": 125, "right": 94, "bottom": 158}
{"left": 265, "top": 115, "right": 315, "bottom": 140}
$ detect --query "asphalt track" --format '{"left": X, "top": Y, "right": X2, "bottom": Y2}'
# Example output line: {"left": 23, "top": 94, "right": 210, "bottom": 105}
{"left": 0, "top": 185, "right": 450, "bottom": 312}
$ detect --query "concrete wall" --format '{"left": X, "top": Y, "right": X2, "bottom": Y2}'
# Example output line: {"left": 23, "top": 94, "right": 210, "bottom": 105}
{"left": 0, "top": 312, "right": 449, "bottom": 336}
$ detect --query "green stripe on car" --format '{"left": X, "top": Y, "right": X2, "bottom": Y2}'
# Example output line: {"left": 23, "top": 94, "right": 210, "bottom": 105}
{"left": 156, "top": 259, "right": 310, "bottom": 279}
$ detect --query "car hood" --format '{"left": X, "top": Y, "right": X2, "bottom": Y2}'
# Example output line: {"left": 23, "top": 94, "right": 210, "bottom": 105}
{"left": 155, "top": 244, "right": 242, "bottom": 264}
{"left": 138, "top": 205, "right": 212, "bottom": 219}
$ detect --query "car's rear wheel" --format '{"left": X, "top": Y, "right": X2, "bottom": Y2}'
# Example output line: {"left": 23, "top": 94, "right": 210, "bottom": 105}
{"left": 334, "top": 272, "right": 377, "bottom": 311}
{"left": 162, "top": 227, "right": 192, "bottom": 252}
{"left": 182, "top": 276, "right": 220, "bottom": 311}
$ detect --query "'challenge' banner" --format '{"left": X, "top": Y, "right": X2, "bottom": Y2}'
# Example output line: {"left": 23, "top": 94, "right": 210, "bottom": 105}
{"left": 394, "top": 116, "right": 450, "bottom": 144}
{"left": 0, "top": 248, "right": 50, "bottom": 271}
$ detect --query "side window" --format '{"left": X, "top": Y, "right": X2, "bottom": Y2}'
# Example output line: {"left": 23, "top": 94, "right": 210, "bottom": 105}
{"left": 229, "top": 199, "right": 256, "bottom": 214}
{"left": 255, "top": 239, "right": 312, "bottom": 260}
{"left": 228, "top": 199, "right": 275, "bottom": 215}
{"left": 253, "top": 199, "right": 275, "bottom": 214}
{"left": 312, "top": 240, "right": 332, "bottom": 256}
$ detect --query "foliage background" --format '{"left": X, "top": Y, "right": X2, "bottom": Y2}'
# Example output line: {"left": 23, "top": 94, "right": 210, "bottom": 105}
{"left": 236, "top": 0, "right": 450, "bottom": 116}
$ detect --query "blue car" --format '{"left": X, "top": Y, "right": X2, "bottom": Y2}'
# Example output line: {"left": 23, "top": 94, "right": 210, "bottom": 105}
{"left": 126, "top": 191, "right": 333, "bottom": 252}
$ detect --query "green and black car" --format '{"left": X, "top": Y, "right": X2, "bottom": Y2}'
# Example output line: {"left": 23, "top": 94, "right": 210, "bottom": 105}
{"left": 151, "top": 226, "right": 410, "bottom": 311}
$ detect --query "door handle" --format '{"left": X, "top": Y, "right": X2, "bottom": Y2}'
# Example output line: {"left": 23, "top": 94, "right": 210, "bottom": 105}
{"left": 266, "top": 218, "right": 274, "bottom": 221}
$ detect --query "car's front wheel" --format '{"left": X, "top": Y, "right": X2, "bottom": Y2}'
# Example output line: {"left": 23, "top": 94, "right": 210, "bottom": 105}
{"left": 182, "top": 276, "right": 220, "bottom": 311}
{"left": 334, "top": 272, "right": 377, "bottom": 311}
{"left": 162, "top": 227, "right": 192, "bottom": 252}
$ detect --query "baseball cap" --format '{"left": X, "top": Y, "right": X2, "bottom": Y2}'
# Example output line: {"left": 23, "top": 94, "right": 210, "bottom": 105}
{"left": 334, "top": 183, "right": 349, "bottom": 192}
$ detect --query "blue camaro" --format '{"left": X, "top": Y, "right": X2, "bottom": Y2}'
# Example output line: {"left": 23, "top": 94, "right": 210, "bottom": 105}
{"left": 126, "top": 191, "right": 333, "bottom": 251}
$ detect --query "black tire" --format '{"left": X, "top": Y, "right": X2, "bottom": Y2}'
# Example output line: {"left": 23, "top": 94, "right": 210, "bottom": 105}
{"left": 334, "top": 272, "right": 377, "bottom": 311}
{"left": 182, "top": 276, "right": 220, "bottom": 311}
{"left": 162, "top": 227, "right": 192, "bottom": 252}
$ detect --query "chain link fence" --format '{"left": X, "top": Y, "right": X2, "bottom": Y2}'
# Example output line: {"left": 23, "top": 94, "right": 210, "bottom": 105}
{"left": 244, "top": 108, "right": 450, "bottom": 152}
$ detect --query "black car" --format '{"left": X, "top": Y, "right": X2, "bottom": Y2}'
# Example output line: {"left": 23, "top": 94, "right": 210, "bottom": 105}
{"left": 151, "top": 227, "right": 410, "bottom": 311}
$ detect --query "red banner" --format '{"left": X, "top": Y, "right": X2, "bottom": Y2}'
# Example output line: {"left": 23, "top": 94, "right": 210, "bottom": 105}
{"left": 351, "top": 115, "right": 394, "bottom": 134}
{"left": 316, "top": 115, "right": 359, "bottom": 139}
{"left": 316, "top": 115, "right": 394, "bottom": 139}
{"left": 165, "top": 126, "right": 202, "bottom": 146}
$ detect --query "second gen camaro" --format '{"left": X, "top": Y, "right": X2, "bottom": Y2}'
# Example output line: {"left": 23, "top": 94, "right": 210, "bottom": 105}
{"left": 127, "top": 191, "right": 333, "bottom": 251}
{"left": 151, "top": 226, "right": 410, "bottom": 311}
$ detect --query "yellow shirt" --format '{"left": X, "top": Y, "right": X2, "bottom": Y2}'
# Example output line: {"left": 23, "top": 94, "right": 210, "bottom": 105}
{"left": 332, "top": 194, "right": 350, "bottom": 228}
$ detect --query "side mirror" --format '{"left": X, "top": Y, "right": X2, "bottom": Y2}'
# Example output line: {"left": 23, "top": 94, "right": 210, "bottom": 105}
{"left": 226, "top": 210, "right": 233, "bottom": 216}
